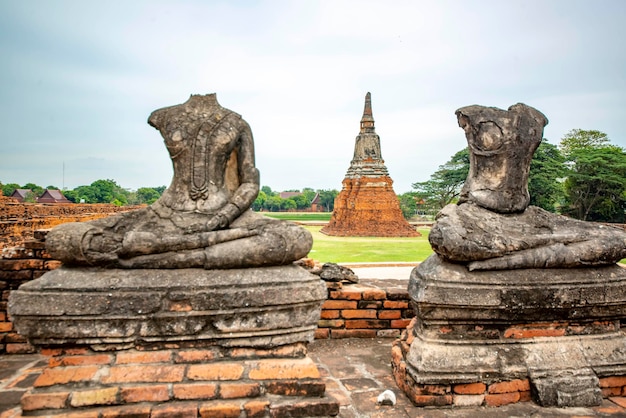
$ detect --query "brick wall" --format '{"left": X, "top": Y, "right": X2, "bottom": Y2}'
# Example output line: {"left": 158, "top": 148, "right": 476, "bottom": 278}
{"left": 315, "top": 279, "right": 414, "bottom": 340}
{"left": 0, "top": 230, "right": 58, "bottom": 354}
{"left": 0, "top": 200, "right": 143, "bottom": 249}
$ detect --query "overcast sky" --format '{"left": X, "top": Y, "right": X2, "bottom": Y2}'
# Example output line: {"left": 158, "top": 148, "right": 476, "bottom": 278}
{"left": 1, "top": 1, "right": 625, "bottom": 194}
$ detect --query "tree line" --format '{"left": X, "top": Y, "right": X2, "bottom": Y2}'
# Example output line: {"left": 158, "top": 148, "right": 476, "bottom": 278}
{"left": 1, "top": 180, "right": 166, "bottom": 206}
{"left": 0, "top": 180, "right": 339, "bottom": 212}
{"left": 410, "top": 129, "right": 626, "bottom": 223}
{"left": 3, "top": 129, "right": 624, "bottom": 223}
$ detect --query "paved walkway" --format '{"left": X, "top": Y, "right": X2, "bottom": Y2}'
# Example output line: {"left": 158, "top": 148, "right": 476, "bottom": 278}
{"left": 2, "top": 339, "right": 626, "bottom": 417}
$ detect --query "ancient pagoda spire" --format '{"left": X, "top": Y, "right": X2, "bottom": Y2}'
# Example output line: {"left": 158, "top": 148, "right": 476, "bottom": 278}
{"left": 360, "top": 92, "right": 375, "bottom": 133}
{"left": 321, "top": 92, "right": 420, "bottom": 237}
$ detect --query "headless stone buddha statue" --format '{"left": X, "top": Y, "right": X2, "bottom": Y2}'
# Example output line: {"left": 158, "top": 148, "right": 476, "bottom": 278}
{"left": 429, "top": 103, "right": 626, "bottom": 271}
{"left": 46, "top": 94, "right": 312, "bottom": 269}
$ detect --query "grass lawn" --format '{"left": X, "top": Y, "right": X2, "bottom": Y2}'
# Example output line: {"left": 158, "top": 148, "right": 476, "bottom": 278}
{"left": 304, "top": 226, "right": 433, "bottom": 263}
{"left": 262, "top": 212, "right": 332, "bottom": 221}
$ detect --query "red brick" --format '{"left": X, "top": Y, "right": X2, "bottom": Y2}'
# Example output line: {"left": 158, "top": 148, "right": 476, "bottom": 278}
{"left": 70, "top": 387, "right": 119, "bottom": 407}
{"left": 488, "top": 379, "right": 530, "bottom": 394}
{"left": 0, "top": 259, "right": 44, "bottom": 270}
{"left": 358, "top": 300, "right": 382, "bottom": 309}
{"left": 331, "top": 329, "right": 377, "bottom": 338}
{"left": 329, "top": 289, "right": 362, "bottom": 300}
{"left": 102, "top": 365, "right": 185, "bottom": 384}
{"left": 314, "top": 328, "right": 330, "bottom": 339}
{"left": 504, "top": 327, "right": 566, "bottom": 338}
{"left": 166, "top": 300, "right": 193, "bottom": 311}
{"left": 0, "top": 322, "right": 12, "bottom": 332}
{"left": 44, "top": 260, "right": 62, "bottom": 270}
{"left": 320, "top": 309, "right": 340, "bottom": 319}
{"left": 228, "top": 344, "right": 305, "bottom": 359}
{"left": 600, "top": 376, "right": 626, "bottom": 388}
{"left": 422, "top": 384, "right": 450, "bottom": 395}
{"left": 519, "top": 390, "right": 532, "bottom": 402}
{"left": 0, "top": 312, "right": 5, "bottom": 321}
{"left": 219, "top": 382, "right": 261, "bottom": 399}
{"left": 175, "top": 349, "right": 218, "bottom": 363}
{"left": 321, "top": 300, "right": 357, "bottom": 310}
{"left": 362, "top": 288, "right": 386, "bottom": 300}
{"left": 199, "top": 401, "right": 242, "bottom": 418}
{"left": 116, "top": 350, "right": 172, "bottom": 364}
{"left": 244, "top": 400, "right": 270, "bottom": 418}
{"left": 453, "top": 382, "right": 486, "bottom": 395}
{"left": 187, "top": 363, "right": 245, "bottom": 381}
{"left": 610, "top": 396, "right": 626, "bottom": 408}
{"left": 5, "top": 342, "right": 35, "bottom": 354}
{"left": 408, "top": 394, "right": 453, "bottom": 406}
{"left": 41, "top": 347, "right": 89, "bottom": 356}
{"left": 345, "top": 319, "right": 388, "bottom": 329}
{"left": 484, "top": 392, "right": 521, "bottom": 406}
{"left": 317, "top": 319, "right": 345, "bottom": 328}
{"left": 49, "top": 354, "right": 113, "bottom": 368}
{"left": 341, "top": 309, "right": 377, "bottom": 319}
{"left": 452, "top": 383, "right": 487, "bottom": 395}
{"left": 173, "top": 383, "right": 218, "bottom": 400}
{"left": 248, "top": 358, "right": 320, "bottom": 380}
{"left": 34, "top": 365, "right": 99, "bottom": 387}
{"left": 100, "top": 404, "right": 152, "bottom": 418}
{"left": 603, "top": 387, "right": 623, "bottom": 397}
{"left": 121, "top": 384, "right": 170, "bottom": 402}
{"left": 21, "top": 391, "right": 69, "bottom": 411}
{"left": 378, "top": 310, "right": 402, "bottom": 320}
{"left": 265, "top": 381, "right": 326, "bottom": 397}
{"left": 151, "top": 402, "right": 199, "bottom": 418}
{"left": 383, "top": 300, "right": 409, "bottom": 309}
{"left": 391, "top": 319, "right": 413, "bottom": 329}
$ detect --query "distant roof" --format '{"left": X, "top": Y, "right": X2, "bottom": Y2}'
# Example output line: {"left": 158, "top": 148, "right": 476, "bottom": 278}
{"left": 10, "top": 189, "right": 31, "bottom": 198}
{"left": 37, "top": 189, "right": 71, "bottom": 203}
{"left": 9, "top": 189, "right": 32, "bottom": 201}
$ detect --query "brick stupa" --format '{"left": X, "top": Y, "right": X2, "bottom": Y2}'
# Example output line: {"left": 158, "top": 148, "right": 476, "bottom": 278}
{"left": 321, "top": 93, "right": 420, "bottom": 237}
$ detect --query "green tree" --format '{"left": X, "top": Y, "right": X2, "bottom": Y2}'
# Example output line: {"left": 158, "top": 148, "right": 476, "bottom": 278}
{"left": 252, "top": 190, "right": 267, "bottom": 211}
{"left": 22, "top": 182, "right": 44, "bottom": 197}
{"left": 63, "top": 189, "right": 79, "bottom": 203}
{"left": 2, "top": 183, "right": 20, "bottom": 197}
{"left": 301, "top": 187, "right": 317, "bottom": 203}
{"left": 261, "top": 185, "right": 276, "bottom": 197}
{"left": 136, "top": 187, "right": 161, "bottom": 204}
{"left": 559, "top": 129, "right": 610, "bottom": 157}
{"left": 559, "top": 130, "right": 626, "bottom": 222}
{"left": 412, "top": 148, "right": 469, "bottom": 213}
{"left": 398, "top": 192, "right": 418, "bottom": 220}
{"left": 317, "top": 189, "right": 338, "bottom": 212}
{"left": 281, "top": 198, "right": 297, "bottom": 211}
{"left": 562, "top": 145, "right": 626, "bottom": 222}
{"left": 289, "top": 194, "right": 310, "bottom": 210}
{"left": 528, "top": 139, "right": 566, "bottom": 212}
{"left": 265, "top": 195, "right": 283, "bottom": 212}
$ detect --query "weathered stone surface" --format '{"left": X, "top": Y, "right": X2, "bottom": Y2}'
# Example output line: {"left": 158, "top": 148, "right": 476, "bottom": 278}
{"left": 396, "top": 103, "right": 626, "bottom": 408}
{"left": 456, "top": 103, "right": 547, "bottom": 213}
{"left": 410, "top": 255, "right": 626, "bottom": 323}
{"left": 9, "top": 265, "right": 326, "bottom": 348}
{"left": 321, "top": 93, "right": 419, "bottom": 237}
{"left": 318, "top": 263, "right": 359, "bottom": 283}
{"left": 430, "top": 103, "right": 626, "bottom": 270}
{"left": 430, "top": 202, "right": 626, "bottom": 270}
{"left": 45, "top": 94, "right": 311, "bottom": 269}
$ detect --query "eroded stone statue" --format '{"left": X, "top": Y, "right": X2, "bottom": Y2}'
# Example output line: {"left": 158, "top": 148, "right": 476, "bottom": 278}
{"left": 429, "top": 103, "right": 626, "bottom": 270}
{"left": 46, "top": 94, "right": 311, "bottom": 268}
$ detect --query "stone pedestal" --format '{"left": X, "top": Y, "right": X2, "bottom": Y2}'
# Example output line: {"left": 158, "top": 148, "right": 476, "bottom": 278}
{"left": 9, "top": 265, "right": 339, "bottom": 417}
{"left": 392, "top": 255, "right": 626, "bottom": 408}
